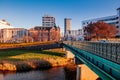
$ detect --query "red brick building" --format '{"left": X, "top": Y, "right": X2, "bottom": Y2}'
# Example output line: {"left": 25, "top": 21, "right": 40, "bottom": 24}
{"left": 29, "top": 26, "right": 60, "bottom": 42}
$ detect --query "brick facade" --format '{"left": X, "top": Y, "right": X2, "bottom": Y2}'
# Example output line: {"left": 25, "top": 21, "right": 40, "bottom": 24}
{"left": 29, "top": 26, "right": 60, "bottom": 42}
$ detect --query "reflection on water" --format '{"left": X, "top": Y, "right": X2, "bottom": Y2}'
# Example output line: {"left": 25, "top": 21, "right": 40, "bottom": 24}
{"left": 0, "top": 67, "right": 65, "bottom": 80}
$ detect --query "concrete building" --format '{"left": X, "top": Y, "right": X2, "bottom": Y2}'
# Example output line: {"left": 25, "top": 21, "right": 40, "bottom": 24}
{"left": 0, "top": 28, "right": 28, "bottom": 43}
{"left": 82, "top": 7, "right": 120, "bottom": 37}
{"left": 0, "top": 19, "right": 29, "bottom": 43}
{"left": 0, "top": 15, "right": 60, "bottom": 43}
{"left": 64, "top": 18, "right": 83, "bottom": 41}
{"left": 64, "top": 18, "right": 71, "bottom": 35}
{"left": 117, "top": 7, "right": 120, "bottom": 30}
{"left": 0, "top": 19, "right": 13, "bottom": 29}
{"left": 42, "top": 15, "right": 56, "bottom": 27}
{"left": 64, "top": 29, "right": 84, "bottom": 41}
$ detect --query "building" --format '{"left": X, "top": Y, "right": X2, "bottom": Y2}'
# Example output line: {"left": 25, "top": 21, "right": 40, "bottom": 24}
{"left": 64, "top": 29, "right": 83, "bottom": 41}
{"left": 29, "top": 26, "right": 60, "bottom": 42}
{"left": 0, "top": 28, "right": 28, "bottom": 43}
{"left": 82, "top": 15, "right": 119, "bottom": 28}
{"left": 117, "top": 7, "right": 120, "bottom": 29}
{"left": 82, "top": 7, "right": 120, "bottom": 37}
{"left": 64, "top": 18, "right": 71, "bottom": 35}
{"left": 42, "top": 15, "right": 56, "bottom": 27}
{"left": 0, "top": 15, "right": 61, "bottom": 43}
{"left": 64, "top": 18, "right": 83, "bottom": 41}
{"left": 29, "top": 15, "right": 60, "bottom": 42}
{"left": 0, "top": 19, "right": 29, "bottom": 43}
{"left": 0, "top": 19, "right": 13, "bottom": 29}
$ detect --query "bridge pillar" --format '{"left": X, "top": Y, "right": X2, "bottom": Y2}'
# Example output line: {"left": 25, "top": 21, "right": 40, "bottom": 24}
{"left": 76, "top": 64, "right": 99, "bottom": 80}
{"left": 76, "top": 65, "right": 81, "bottom": 80}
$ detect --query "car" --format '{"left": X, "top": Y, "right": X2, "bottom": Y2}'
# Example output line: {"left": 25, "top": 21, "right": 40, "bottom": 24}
{"left": 99, "top": 40, "right": 109, "bottom": 43}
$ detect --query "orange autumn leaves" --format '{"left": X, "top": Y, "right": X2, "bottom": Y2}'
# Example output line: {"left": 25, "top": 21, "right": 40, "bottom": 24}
{"left": 84, "top": 21, "right": 118, "bottom": 40}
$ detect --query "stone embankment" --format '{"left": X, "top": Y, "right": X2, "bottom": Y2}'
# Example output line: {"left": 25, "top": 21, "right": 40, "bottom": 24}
{"left": 0, "top": 58, "right": 71, "bottom": 71}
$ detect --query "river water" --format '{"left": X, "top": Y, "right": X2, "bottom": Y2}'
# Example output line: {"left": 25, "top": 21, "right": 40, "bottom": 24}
{"left": 0, "top": 67, "right": 66, "bottom": 80}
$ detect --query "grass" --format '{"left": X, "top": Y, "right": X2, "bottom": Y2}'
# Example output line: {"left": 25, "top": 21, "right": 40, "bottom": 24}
{"left": 0, "top": 48, "right": 66, "bottom": 61}
{"left": 0, "top": 48, "right": 68, "bottom": 71}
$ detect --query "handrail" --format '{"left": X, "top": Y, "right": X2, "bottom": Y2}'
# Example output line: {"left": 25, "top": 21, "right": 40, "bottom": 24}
{"left": 63, "top": 41, "right": 120, "bottom": 64}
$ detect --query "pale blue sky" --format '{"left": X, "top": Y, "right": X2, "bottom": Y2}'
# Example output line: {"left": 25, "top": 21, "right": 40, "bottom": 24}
{"left": 0, "top": 0, "right": 120, "bottom": 33}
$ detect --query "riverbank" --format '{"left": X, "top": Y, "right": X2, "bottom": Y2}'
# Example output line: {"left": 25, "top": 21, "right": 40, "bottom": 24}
{"left": 0, "top": 49, "right": 74, "bottom": 71}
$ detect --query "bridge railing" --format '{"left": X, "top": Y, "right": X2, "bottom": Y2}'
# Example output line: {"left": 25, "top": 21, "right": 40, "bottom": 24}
{"left": 63, "top": 41, "right": 120, "bottom": 64}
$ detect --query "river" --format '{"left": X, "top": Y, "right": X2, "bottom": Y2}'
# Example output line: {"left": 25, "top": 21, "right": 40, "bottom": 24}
{"left": 0, "top": 67, "right": 67, "bottom": 80}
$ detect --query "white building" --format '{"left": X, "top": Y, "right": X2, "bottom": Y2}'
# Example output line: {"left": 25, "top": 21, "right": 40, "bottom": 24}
{"left": 0, "top": 19, "right": 28, "bottom": 43}
{"left": 65, "top": 29, "right": 84, "bottom": 41}
{"left": 0, "top": 28, "right": 28, "bottom": 43}
{"left": 0, "top": 19, "right": 13, "bottom": 29}
{"left": 82, "top": 7, "right": 120, "bottom": 37}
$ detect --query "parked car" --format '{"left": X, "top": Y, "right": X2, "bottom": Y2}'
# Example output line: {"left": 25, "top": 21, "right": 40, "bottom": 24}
{"left": 99, "top": 40, "right": 109, "bottom": 43}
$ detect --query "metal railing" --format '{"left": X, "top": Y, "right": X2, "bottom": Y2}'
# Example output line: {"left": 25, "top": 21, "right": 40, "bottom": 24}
{"left": 64, "top": 41, "right": 120, "bottom": 64}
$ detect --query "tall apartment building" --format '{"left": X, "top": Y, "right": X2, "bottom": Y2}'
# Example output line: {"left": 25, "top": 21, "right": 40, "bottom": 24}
{"left": 82, "top": 7, "right": 120, "bottom": 37}
{"left": 64, "top": 18, "right": 71, "bottom": 35}
{"left": 42, "top": 15, "right": 56, "bottom": 27}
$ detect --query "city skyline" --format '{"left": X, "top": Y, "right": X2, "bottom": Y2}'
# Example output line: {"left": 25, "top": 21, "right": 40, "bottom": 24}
{"left": 0, "top": 0, "right": 120, "bottom": 33}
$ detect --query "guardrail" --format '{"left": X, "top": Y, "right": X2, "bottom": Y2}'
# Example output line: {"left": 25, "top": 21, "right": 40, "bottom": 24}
{"left": 63, "top": 41, "right": 120, "bottom": 64}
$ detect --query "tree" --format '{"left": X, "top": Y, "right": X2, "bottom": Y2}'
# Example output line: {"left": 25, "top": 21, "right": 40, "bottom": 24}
{"left": 84, "top": 21, "right": 118, "bottom": 40}
{"left": 106, "top": 25, "right": 118, "bottom": 39}
{"left": 22, "top": 36, "right": 33, "bottom": 43}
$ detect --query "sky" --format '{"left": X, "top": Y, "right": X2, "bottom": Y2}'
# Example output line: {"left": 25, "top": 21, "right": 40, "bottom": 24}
{"left": 0, "top": 0, "right": 120, "bottom": 33}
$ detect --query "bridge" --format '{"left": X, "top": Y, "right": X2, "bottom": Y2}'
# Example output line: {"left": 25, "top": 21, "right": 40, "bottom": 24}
{"left": 62, "top": 41, "right": 120, "bottom": 80}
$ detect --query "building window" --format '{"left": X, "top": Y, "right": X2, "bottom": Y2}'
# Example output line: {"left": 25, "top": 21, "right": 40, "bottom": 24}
{"left": 116, "top": 21, "right": 119, "bottom": 24}
{"left": 116, "top": 26, "right": 119, "bottom": 28}
{"left": 83, "top": 23, "right": 85, "bottom": 25}
{"left": 116, "top": 17, "right": 119, "bottom": 19}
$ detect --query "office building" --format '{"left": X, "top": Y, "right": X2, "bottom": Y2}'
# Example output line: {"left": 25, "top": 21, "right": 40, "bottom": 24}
{"left": 64, "top": 18, "right": 71, "bottom": 35}
{"left": 0, "top": 19, "right": 29, "bottom": 43}
{"left": 64, "top": 29, "right": 84, "bottom": 41}
{"left": 42, "top": 15, "right": 56, "bottom": 27}
{"left": 117, "top": 7, "right": 120, "bottom": 29}
{"left": 82, "top": 7, "right": 120, "bottom": 37}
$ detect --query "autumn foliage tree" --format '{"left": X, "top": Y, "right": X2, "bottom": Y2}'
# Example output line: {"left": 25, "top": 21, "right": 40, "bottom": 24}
{"left": 84, "top": 21, "right": 118, "bottom": 40}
